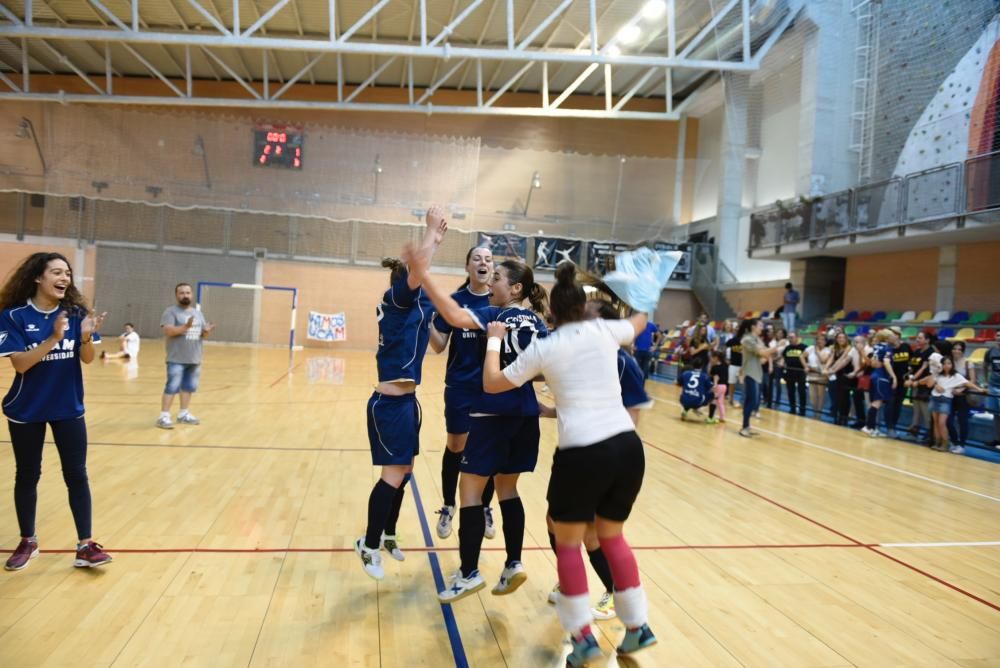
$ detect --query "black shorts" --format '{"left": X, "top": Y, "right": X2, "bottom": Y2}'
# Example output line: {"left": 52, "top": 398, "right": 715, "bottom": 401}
{"left": 547, "top": 431, "right": 645, "bottom": 523}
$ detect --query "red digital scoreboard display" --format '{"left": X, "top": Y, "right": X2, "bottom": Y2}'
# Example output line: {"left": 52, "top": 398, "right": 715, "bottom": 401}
{"left": 253, "top": 122, "right": 303, "bottom": 169}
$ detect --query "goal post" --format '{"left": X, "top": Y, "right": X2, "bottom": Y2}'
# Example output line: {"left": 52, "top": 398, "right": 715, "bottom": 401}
{"left": 195, "top": 281, "right": 299, "bottom": 352}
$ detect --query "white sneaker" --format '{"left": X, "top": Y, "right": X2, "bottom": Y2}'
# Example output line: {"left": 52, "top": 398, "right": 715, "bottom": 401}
{"left": 438, "top": 569, "right": 485, "bottom": 603}
{"left": 177, "top": 413, "right": 200, "bottom": 425}
{"left": 156, "top": 415, "right": 174, "bottom": 430}
{"left": 483, "top": 507, "right": 496, "bottom": 540}
{"left": 949, "top": 444, "right": 965, "bottom": 454}
{"left": 380, "top": 533, "right": 405, "bottom": 561}
{"left": 861, "top": 426, "right": 874, "bottom": 438}
{"left": 547, "top": 582, "right": 560, "bottom": 604}
{"left": 354, "top": 537, "right": 384, "bottom": 580}
{"left": 591, "top": 591, "right": 616, "bottom": 620}
{"left": 491, "top": 561, "right": 527, "bottom": 596}
{"left": 436, "top": 505, "right": 455, "bottom": 539}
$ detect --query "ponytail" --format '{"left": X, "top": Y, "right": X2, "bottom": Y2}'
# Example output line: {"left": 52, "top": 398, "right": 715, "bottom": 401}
{"left": 550, "top": 261, "right": 585, "bottom": 325}
{"left": 499, "top": 259, "right": 548, "bottom": 316}
{"left": 381, "top": 257, "right": 407, "bottom": 284}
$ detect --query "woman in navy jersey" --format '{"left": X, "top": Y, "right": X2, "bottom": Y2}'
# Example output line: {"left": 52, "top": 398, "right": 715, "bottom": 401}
{"left": 404, "top": 243, "right": 548, "bottom": 603}
{"left": 483, "top": 262, "right": 656, "bottom": 667}
{"left": 354, "top": 208, "right": 447, "bottom": 581}
{"left": 0, "top": 252, "right": 111, "bottom": 571}
{"left": 428, "top": 246, "right": 498, "bottom": 541}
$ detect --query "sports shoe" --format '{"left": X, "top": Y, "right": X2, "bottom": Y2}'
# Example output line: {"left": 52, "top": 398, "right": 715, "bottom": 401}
{"left": 566, "top": 632, "right": 602, "bottom": 667}
{"left": 860, "top": 426, "right": 876, "bottom": 438}
{"left": 888, "top": 429, "right": 898, "bottom": 440}
{"left": 156, "top": 415, "right": 174, "bottom": 430}
{"left": 548, "top": 582, "right": 560, "bottom": 604}
{"left": 177, "top": 413, "right": 200, "bottom": 425}
{"left": 483, "top": 507, "right": 496, "bottom": 540}
{"left": 380, "top": 533, "right": 405, "bottom": 561}
{"left": 617, "top": 623, "right": 658, "bottom": 655}
{"left": 438, "top": 569, "right": 485, "bottom": 603}
{"left": 592, "top": 591, "right": 616, "bottom": 620}
{"left": 680, "top": 409, "right": 688, "bottom": 421}
{"left": 705, "top": 417, "right": 719, "bottom": 425}
{"left": 491, "top": 561, "right": 527, "bottom": 595}
{"left": 74, "top": 541, "right": 112, "bottom": 568}
{"left": 354, "top": 537, "right": 384, "bottom": 580}
{"left": 436, "top": 505, "right": 455, "bottom": 539}
{"left": 949, "top": 444, "right": 965, "bottom": 455}
{"left": 738, "top": 427, "right": 753, "bottom": 438}
{"left": 4, "top": 537, "right": 39, "bottom": 571}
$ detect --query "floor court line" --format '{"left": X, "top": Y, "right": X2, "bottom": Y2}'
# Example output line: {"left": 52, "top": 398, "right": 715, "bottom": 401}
{"left": 642, "top": 437, "right": 1000, "bottom": 614}
{"left": 268, "top": 360, "right": 304, "bottom": 388}
{"left": 647, "top": 388, "right": 1000, "bottom": 504}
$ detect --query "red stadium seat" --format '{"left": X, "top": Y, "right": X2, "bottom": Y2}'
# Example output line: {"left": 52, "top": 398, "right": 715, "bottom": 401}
{"left": 858, "top": 310, "right": 873, "bottom": 322}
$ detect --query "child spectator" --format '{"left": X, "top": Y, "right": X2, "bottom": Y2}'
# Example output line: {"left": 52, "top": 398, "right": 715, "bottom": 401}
{"left": 930, "top": 356, "right": 983, "bottom": 453}
{"left": 707, "top": 350, "right": 728, "bottom": 424}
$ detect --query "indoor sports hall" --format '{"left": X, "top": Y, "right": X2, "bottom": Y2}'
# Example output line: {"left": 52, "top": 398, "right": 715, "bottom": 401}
{"left": 0, "top": 0, "right": 998, "bottom": 666}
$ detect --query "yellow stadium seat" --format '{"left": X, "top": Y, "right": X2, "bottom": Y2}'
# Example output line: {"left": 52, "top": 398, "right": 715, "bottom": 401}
{"left": 915, "top": 310, "right": 934, "bottom": 323}
{"left": 968, "top": 347, "right": 987, "bottom": 364}
{"left": 953, "top": 327, "right": 976, "bottom": 341}
{"left": 832, "top": 309, "right": 846, "bottom": 320}
{"left": 750, "top": 311, "right": 761, "bottom": 318}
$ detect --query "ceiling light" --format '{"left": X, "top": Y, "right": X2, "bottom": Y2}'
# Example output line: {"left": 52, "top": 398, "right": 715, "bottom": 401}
{"left": 617, "top": 24, "right": 641, "bottom": 45}
{"left": 642, "top": 0, "right": 667, "bottom": 20}
{"left": 606, "top": 44, "right": 622, "bottom": 57}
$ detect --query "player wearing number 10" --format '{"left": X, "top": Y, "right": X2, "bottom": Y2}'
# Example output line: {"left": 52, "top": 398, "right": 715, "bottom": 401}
{"left": 404, "top": 244, "right": 548, "bottom": 603}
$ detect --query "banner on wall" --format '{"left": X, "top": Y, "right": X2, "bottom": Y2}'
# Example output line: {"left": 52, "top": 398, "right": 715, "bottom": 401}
{"left": 478, "top": 232, "right": 527, "bottom": 260}
{"left": 307, "top": 311, "right": 347, "bottom": 341}
{"left": 533, "top": 237, "right": 581, "bottom": 270}
{"left": 586, "top": 241, "right": 631, "bottom": 275}
{"left": 653, "top": 241, "right": 692, "bottom": 282}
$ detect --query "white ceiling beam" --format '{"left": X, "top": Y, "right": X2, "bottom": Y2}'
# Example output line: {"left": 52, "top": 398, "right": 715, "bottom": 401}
{"left": 679, "top": 0, "right": 739, "bottom": 59}
{"left": 185, "top": 0, "right": 233, "bottom": 36}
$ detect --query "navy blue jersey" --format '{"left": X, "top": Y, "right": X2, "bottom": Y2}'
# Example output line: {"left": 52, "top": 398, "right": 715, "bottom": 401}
{"left": 618, "top": 349, "right": 651, "bottom": 409}
{"left": 0, "top": 302, "right": 89, "bottom": 423}
{"left": 680, "top": 369, "right": 712, "bottom": 407}
{"left": 870, "top": 343, "right": 892, "bottom": 379}
{"left": 466, "top": 305, "right": 548, "bottom": 416}
{"left": 434, "top": 286, "right": 490, "bottom": 390}
{"left": 375, "top": 272, "right": 435, "bottom": 385}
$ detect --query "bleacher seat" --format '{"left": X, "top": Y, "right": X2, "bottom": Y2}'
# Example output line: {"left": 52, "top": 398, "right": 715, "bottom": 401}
{"left": 936, "top": 327, "right": 955, "bottom": 339}
{"left": 967, "top": 310, "right": 988, "bottom": 324}
{"left": 751, "top": 311, "right": 761, "bottom": 318}
{"left": 901, "top": 326, "right": 919, "bottom": 339}
{"left": 760, "top": 311, "right": 771, "bottom": 318}
{"left": 898, "top": 311, "right": 916, "bottom": 322}
{"left": 953, "top": 327, "right": 976, "bottom": 341}
{"left": 832, "top": 309, "right": 846, "bottom": 320}
{"left": 915, "top": 310, "right": 934, "bottom": 323}
{"left": 945, "top": 311, "right": 969, "bottom": 325}
{"left": 970, "top": 328, "right": 996, "bottom": 343}
{"left": 803, "top": 323, "right": 819, "bottom": 334}
{"left": 871, "top": 311, "right": 887, "bottom": 322}
{"left": 844, "top": 324, "right": 858, "bottom": 335}
{"left": 858, "top": 310, "right": 873, "bottom": 322}
{"left": 843, "top": 310, "right": 859, "bottom": 321}
{"left": 930, "top": 310, "right": 950, "bottom": 323}
{"left": 857, "top": 325, "right": 871, "bottom": 335}
{"left": 743, "top": 311, "right": 753, "bottom": 319}
{"left": 968, "top": 347, "right": 988, "bottom": 365}
{"left": 988, "top": 312, "right": 1000, "bottom": 325}
{"left": 885, "top": 310, "right": 902, "bottom": 321}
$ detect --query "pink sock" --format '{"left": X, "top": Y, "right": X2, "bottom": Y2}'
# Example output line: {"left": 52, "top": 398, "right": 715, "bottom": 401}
{"left": 598, "top": 534, "right": 640, "bottom": 590}
{"left": 555, "top": 544, "right": 589, "bottom": 597}
{"left": 715, "top": 385, "right": 727, "bottom": 420}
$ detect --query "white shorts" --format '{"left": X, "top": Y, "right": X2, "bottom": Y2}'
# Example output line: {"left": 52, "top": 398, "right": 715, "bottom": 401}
{"left": 728, "top": 366, "right": 741, "bottom": 385}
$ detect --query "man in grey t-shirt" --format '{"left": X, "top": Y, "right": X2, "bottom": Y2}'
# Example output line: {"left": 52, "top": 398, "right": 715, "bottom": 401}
{"left": 157, "top": 282, "right": 215, "bottom": 429}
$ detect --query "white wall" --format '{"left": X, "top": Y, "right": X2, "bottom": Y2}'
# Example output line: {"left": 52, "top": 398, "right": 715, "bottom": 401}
{"left": 690, "top": 106, "right": 723, "bottom": 222}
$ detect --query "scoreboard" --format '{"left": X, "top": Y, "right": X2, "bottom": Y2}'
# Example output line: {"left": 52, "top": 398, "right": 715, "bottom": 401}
{"left": 253, "top": 122, "right": 303, "bottom": 169}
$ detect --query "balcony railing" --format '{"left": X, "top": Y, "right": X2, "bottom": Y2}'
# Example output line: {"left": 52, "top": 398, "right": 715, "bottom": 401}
{"left": 748, "top": 148, "right": 1000, "bottom": 252}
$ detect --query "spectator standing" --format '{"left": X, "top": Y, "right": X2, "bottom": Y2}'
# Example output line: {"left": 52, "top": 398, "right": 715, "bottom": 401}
{"left": 725, "top": 327, "right": 743, "bottom": 407}
{"left": 847, "top": 335, "right": 871, "bottom": 428}
{"left": 930, "top": 356, "right": 983, "bottom": 453}
{"left": 738, "top": 318, "right": 773, "bottom": 438}
{"left": 782, "top": 331, "right": 807, "bottom": 416}
{"left": 947, "top": 341, "right": 974, "bottom": 449}
{"left": 887, "top": 328, "right": 912, "bottom": 439}
{"left": 983, "top": 330, "right": 1000, "bottom": 450}
{"left": 826, "top": 332, "right": 855, "bottom": 426}
{"left": 686, "top": 325, "right": 711, "bottom": 371}
{"left": 633, "top": 321, "right": 659, "bottom": 381}
{"left": 805, "top": 333, "right": 832, "bottom": 418}
{"left": 760, "top": 324, "right": 774, "bottom": 410}
{"left": 158, "top": 283, "right": 215, "bottom": 430}
{"left": 904, "top": 332, "right": 934, "bottom": 444}
{"left": 769, "top": 328, "right": 789, "bottom": 409}
{"left": 782, "top": 282, "right": 800, "bottom": 333}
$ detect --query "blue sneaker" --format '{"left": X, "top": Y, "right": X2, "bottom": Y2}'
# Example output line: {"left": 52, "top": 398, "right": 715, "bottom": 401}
{"left": 617, "top": 623, "right": 657, "bottom": 655}
{"left": 566, "top": 633, "right": 602, "bottom": 667}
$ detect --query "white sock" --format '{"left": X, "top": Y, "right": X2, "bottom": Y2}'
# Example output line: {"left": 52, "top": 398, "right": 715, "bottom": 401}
{"left": 555, "top": 592, "right": 592, "bottom": 635}
{"left": 614, "top": 586, "right": 648, "bottom": 629}
{"left": 160, "top": 411, "right": 170, "bottom": 420}
{"left": 178, "top": 410, "right": 189, "bottom": 418}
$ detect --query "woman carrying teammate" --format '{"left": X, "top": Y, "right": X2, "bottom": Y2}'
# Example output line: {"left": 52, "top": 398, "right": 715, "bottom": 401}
{"left": 429, "top": 246, "right": 498, "bottom": 541}
{"left": 483, "top": 262, "right": 656, "bottom": 666}
{"left": 355, "top": 208, "right": 447, "bottom": 580}
{"left": 1, "top": 252, "right": 111, "bottom": 571}
{"left": 404, "top": 243, "right": 548, "bottom": 602}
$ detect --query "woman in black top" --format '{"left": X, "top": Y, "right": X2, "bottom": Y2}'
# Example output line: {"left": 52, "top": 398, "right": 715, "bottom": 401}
{"left": 781, "top": 331, "right": 808, "bottom": 416}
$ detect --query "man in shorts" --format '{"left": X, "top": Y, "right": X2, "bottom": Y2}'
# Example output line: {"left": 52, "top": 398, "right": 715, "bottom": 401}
{"left": 158, "top": 283, "right": 215, "bottom": 429}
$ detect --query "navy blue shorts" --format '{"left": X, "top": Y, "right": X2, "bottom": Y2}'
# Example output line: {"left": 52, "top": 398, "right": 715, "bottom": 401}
{"left": 680, "top": 394, "right": 710, "bottom": 410}
{"left": 871, "top": 375, "right": 893, "bottom": 403}
{"left": 367, "top": 392, "right": 421, "bottom": 466}
{"left": 444, "top": 386, "right": 476, "bottom": 435}
{"left": 461, "top": 415, "right": 539, "bottom": 476}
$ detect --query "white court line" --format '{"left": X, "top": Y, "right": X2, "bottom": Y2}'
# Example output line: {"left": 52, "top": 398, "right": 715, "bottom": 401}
{"left": 648, "top": 389, "right": 1000, "bottom": 504}
{"left": 879, "top": 541, "right": 1000, "bottom": 548}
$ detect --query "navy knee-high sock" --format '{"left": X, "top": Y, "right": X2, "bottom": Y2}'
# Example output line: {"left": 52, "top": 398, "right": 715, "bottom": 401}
{"left": 866, "top": 406, "right": 879, "bottom": 430}
{"left": 587, "top": 547, "right": 616, "bottom": 593}
{"left": 365, "top": 479, "right": 398, "bottom": 550}
{"left": 441, "top": 450, "right": 462, "bottom": 507}
{"left": 384, "top": 474, "right": 411, "bottom": 536}
{"left": 499, "top": 497, "right": 525, "bottom": 567}
{"left": 459, "top": 505, "right": 486, "bottom": 577}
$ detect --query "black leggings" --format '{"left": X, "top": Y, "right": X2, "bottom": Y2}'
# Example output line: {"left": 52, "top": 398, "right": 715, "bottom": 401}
{"left": 9, "top": 418, "right": 92, "bottom": 540}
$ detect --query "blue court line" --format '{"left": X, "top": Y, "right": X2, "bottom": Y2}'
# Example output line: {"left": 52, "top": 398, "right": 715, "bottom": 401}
{"left": 408, "top": 473, "right": 469, "bottom": 668}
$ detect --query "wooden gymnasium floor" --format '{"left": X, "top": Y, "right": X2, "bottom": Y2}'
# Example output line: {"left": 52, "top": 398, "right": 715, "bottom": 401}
{"left": 0, "top": 342, "right": 998, "bottom": 667}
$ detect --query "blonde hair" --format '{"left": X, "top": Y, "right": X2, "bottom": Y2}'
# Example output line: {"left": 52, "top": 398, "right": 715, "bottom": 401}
{"left": 873, "top": 329, "right": 893, "bottom": 344}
